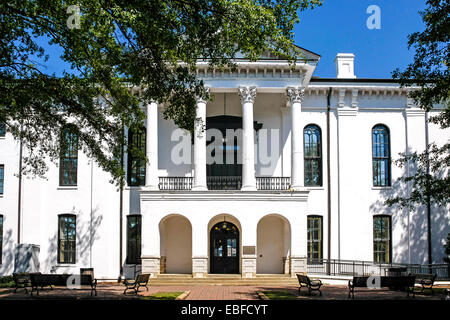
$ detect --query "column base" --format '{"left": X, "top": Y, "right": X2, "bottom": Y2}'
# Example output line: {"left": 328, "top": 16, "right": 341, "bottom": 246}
{"left": 290, "top": 256, "right": 307, "bottom": 278}
{"left": 141, "top": 256, "right": 161, "bottom": 278}
{"left": 192, "top": 256, "right": 208, "bottom": 278}
{"left": 290, "top": 185, "right": 307, "bottom": 192}
{"left": 140, "top": 185, "right": 160, "bottom": 191}
{"left": 240, "top": 185, "right": 257, "bottom": 191}
{"left": 192, "top": 185, "right": 208, "bottom": 191}
{"left": 241, "top": 256, "right": 257, "bottom": 278}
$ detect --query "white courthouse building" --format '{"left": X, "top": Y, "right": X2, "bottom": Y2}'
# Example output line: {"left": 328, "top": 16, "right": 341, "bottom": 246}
{"left": 0, "top": 49, "right": 449, "bottom": 279}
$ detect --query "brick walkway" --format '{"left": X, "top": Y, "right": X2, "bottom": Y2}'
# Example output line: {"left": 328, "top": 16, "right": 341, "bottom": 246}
{"left": 0, "top": 282, "right": 448, "bottom": 300}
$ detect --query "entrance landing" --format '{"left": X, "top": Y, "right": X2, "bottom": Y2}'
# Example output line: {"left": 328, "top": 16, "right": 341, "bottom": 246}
{"left": 152, "top": 274, "right": 297, "bottom": 286}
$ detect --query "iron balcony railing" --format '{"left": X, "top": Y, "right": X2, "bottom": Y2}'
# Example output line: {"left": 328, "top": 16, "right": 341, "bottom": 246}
{"left": 207, "top": 176, "right": 242, "bottom": 190}
{"left": 158, "top": 176, "right": 292, "bottom": 191}
{"left": 306, "top": 259, "right": 450, "bottom": 280}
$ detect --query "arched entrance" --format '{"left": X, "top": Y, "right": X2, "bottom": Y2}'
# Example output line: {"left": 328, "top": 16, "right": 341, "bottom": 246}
{"left": 159, "top": 215, "right": 192, "bottom": 274}
{"left": 257, "top": 215, "right": 291, "bottom": 274}
{"left": 210, "top": 221, "right": 240, "bottom": 274}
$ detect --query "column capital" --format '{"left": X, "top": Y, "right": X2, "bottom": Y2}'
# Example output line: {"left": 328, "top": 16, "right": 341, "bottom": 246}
{"left": 195, "top": 86, "right": 210, "bottom": 104}
{"left": 286, "top": 86, "right": 306, "bottom": 104}
{"left": 238, "top": 86, "right": 257, "bottom": 104}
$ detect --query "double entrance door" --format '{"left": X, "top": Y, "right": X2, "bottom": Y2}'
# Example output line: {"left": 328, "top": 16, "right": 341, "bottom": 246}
{"left": 210, "top": 221, "right": 239, "bottom": 274}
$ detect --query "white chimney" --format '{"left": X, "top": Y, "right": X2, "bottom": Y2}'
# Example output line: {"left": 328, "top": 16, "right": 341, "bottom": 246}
{"left": 334, "top": 53, "right": 356, "bottom": 79}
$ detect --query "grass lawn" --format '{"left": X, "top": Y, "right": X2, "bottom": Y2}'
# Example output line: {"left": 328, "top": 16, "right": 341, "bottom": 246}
{"left": 141, "top": 291, "right": 184, "bottom": 300}
{"left": 261, "top": 291, "right": 299, "bottom": 300}
{"left": 412, "top": 287, "right": 449, "bottom": 295}
{"left": 0, "top": 276, "right": 15, "bottom": 288}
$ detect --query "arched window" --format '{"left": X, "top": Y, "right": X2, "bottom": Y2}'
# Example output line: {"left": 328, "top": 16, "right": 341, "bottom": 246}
{"left": 127, "top": 126, "right": 146, "bottom": 186}
{"left": 373, "top": 215, "right": 391, "bottom": 263}
{"left": 372, "top": 125, "right": 391, "bottom": 187}
{"left": 59, "top": 127, "right": 78, "bottom": 186}
{"left": 58, "top": 214, "right": 76, "bottom": 264}
{"left": 304, "top": 125, "right": 322, "bottom": 186}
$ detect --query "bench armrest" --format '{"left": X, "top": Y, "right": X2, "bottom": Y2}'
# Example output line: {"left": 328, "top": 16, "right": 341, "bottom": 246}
{"left": 124, "top": 279, "right": 136, "bottom": 286}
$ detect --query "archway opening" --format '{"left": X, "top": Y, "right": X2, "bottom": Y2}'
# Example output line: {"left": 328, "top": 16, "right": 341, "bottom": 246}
{"left": 159, "top": 215, "right": 192, "bottom": 274}
{"left": 257, "top": 215, "right": 291, "bottom": 274}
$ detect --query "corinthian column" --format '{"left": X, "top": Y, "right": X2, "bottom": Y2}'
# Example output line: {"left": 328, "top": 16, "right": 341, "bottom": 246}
{"left": 239, "top": 86, "right": 257, "bottom": 191}
{"left": 192, "top": 88, "right": 209, "bottom": 191}
{"left": 287, "top": 86, "right": 305, "bottom": 191}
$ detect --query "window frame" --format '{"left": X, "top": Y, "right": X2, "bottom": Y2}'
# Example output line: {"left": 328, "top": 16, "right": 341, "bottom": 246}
{"left": 304, "top": 124, "right": 323, "bottom": 187}
{"left": 372, "top": 124, "right": 391, "bottom": 187}
{"left": 126, "top": 215, "right": 142, "bottom": 265}
{"left": 0, "top": 215, "right": 3, "bottom": 264}
{"left": 57, "top": 214, "right": 77, "bottom": 264}
{"left": 0, "top": 165, "right": 4, "bottom": 195}
{"left": 127, "top": 127, "right": 147, "bottom": 187}
{"left": 0, "top": 121, "right": 5, "bottom": 137}
{"left": 307, "top": 215, "right": 323, "bottom": 264}
{"left": 59, "top": 128, "right": 78, "bottom": 186}
{"left": 373, "top": 215, "right": 392, "bottom": 263}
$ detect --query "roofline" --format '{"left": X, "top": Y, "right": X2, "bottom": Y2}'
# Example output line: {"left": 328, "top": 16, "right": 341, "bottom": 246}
{"left": 294, "top": 44, "right": 321, "bottom": 58}
{"left": 310, "top": 78, "right": 422, "bottom": 84}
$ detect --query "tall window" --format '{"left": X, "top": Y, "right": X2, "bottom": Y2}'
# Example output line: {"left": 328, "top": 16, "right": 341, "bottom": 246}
{"left": 304, "top": 125, "right": 322, "bottom": 186}
{"left": 58, "top": 214, "right": 76, "bottom": 264}
{"left": 373, "top": 215, "right": 391, "bottom": 263}
{"left": 127, "top": 127, "right": 146, "bottom": 186}
{"left": 372, "top": 125, "right": 391, "bottom": 187}
{"left": 0, "top": 215, "right": 3, "bottom": 264}
{"left": 307, "top": 216, "right": 323, "bottom": 263}
{"left": 0, "top": 121, "right": 5, "bottom": 137}
{"left": 59, "top": 128, "right": 78, "bottom": 186}
{"left": 126, "top": 215, "right": 142, "bottom": 264}
{"left": 0, "top": 165, "right": 4, "bottom": 195}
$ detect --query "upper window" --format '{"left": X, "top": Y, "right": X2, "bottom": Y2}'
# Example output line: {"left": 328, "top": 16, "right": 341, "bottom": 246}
{"left": 59, "top": 128, "right": 78, "bottom": 186}
{"left": 127, "top": 127, "right": 146, "bottom": 186}
{"left": 373, "top": 215, "right": 391, "bottom": 263}
{"left": 0, "top": 215, "right": 3, "bottom": 264}
{"left": 126, "top": 215, "right": 142, "bottom": 264}
{"left": 307, "top": 215, "right": 323, "bottom": 263}
{"left": 0, "top": 165, "right": 4, "bottom": 195}
{"left": 0, "top": 122, "right": 5, "bottom": 137}
{"left": 58, "top": 214, "right": 76, "bottom": 264}
{"left": 304, "top": 125, "right": 322, "bottom": 186}
{"left": 372, "top": 124, "right": 391, "bottom": 187}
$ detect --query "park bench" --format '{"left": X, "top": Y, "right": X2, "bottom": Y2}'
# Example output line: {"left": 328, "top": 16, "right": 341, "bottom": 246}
{"left": 123, "top": 273, "right": 150, "bottom": 295}
{"left": 12, "top": 272, "right": 41, "bottom": 293}
{"left": 411, "top": 273, "right": 436, "bottom": 294}
{"left": 29, "top": 273, "right": 97, "bottom": 296}
{"left": 348, "top": 275, "right": 415, "bottom": 299}
{"left": 296, "top": 273, "right": 323, "bottom": 296}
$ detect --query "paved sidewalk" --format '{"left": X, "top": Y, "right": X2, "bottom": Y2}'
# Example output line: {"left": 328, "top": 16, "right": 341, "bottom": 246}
{"left": 0, "top": 282, "right": 447, "bottom": 300}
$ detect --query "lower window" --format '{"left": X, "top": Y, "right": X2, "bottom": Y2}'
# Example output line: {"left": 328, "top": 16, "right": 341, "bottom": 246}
{"left": 373, "top": 215, "right": 392, "bottom": 263}
{"left": 307, "top": 216, "right": 323, "bottom": 263}
{"left": 58, "top": 215, "right": 76, "bottom": 264}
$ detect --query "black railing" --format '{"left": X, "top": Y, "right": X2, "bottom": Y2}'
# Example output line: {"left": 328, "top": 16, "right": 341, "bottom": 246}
{"left": 307, "top": 259, "right": 450, "bottom": 280}
{"left": 158, "top": 176, "right": 292, "bottom": 191}
{"left": 207, "top": 176, "right": 242, "bottom": 190}
{"left": 159, "top": 177, "right": 193, "bottom": 190}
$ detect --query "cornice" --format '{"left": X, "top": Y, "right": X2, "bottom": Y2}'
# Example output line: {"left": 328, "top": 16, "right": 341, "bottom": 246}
{"left": 139, "top": 190, "right": 309, "bottom": 202}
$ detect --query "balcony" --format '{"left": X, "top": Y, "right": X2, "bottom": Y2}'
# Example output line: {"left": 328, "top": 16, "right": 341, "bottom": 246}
{"left": 158, "top": 177, "right": 291, "bottom": 191}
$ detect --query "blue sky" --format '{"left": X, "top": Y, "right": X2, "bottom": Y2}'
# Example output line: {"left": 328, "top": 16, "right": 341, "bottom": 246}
{"left": 295, "top": 0, "right": 427, "bottom": 78}
{"left": 38, "top": 0, "right": 427, "bottom": 79}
